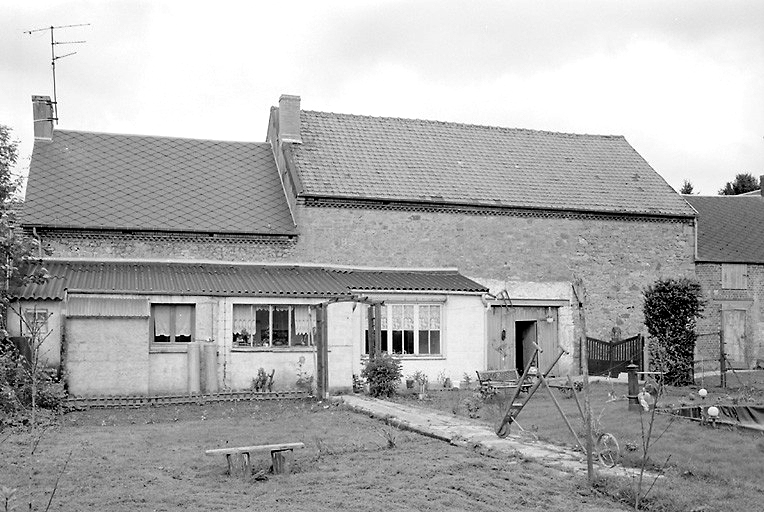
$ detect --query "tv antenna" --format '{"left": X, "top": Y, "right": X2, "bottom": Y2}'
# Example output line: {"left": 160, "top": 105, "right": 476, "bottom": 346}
{"left": 24, "top": 23, "right": 90, "bottom": 124}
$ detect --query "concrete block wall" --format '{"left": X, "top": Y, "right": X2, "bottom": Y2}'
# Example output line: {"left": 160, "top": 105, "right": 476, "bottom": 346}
{"left": 695, "top": 262, "right": 764, "bottom": 371}
{"left": 66, "top": 317, "right": 149, "bottom": 396}
{"left": 290, "top": 204, "right": 696, "bottom": 341}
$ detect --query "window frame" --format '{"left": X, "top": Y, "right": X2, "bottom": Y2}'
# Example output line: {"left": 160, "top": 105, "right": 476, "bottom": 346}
{"left": 232, "top": 303, "right": 315, "bottom": 350}
{"left": 22, "top": 308, "right": 50, "bottom": 338}
{"left": 364, "top": 303, "right": 443, "bottom": 357}
{"left": 150, "top": 303, "right": 196, "bottom": 344}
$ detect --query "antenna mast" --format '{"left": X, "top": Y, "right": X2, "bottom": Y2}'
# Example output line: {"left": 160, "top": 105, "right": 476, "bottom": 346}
{"left": 24, "top": 23, "right": 90, "bottom": 124}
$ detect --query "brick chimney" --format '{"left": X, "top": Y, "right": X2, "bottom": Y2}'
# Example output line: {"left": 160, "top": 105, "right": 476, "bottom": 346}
{"left": 278, "top": 94, "right": 302, "bottom": 144}
{"left": 32, "top": 95, "right": 54, "bottom": 140}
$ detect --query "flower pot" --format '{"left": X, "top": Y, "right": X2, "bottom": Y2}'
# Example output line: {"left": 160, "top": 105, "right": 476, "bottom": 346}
{"left": 406, "top": 379, "right": 414, "bottom": 389}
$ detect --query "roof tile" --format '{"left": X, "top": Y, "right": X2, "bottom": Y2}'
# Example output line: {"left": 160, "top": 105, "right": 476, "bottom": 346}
{"left": 292, "top": 111, "right": 695, "bottom": 217}
{"left": 23, "top": 131, "right": 296, "bottom": 235}
{"left": 683, "top": 195, "right": 764, "bottom": 263}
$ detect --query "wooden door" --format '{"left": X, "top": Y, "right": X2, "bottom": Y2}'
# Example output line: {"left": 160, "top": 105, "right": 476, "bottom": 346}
{"left": 722, "top": 309, "right": 747, "bottom": 369}
{"left": 487, "top": 306, "right": 560, "bottom": 372}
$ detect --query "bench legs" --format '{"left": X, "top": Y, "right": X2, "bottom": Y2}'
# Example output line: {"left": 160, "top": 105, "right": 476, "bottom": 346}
{"left": 226, "top": 452, "right": 251, "bottom": 477}
{"left": 225, "top": 450, "right": 294, "bottom": 476}
{"left": 271, "top": 449, "right": 293, "bottom": 475}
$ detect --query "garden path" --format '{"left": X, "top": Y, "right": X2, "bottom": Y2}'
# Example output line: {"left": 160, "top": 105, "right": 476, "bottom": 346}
{"left": 337, "top": 394, "right": 645, "bottom": 479}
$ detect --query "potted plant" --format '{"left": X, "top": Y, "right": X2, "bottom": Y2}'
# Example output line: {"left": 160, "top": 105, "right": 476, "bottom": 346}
{"left": 405, "top": 375, "right": 415, "bottom": 389}
{"left": 412, "top": 370, "right": 428, "bottom": 399}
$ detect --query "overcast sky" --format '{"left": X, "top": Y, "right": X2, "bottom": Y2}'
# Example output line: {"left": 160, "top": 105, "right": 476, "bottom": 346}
{"left": 2, "top": 0, "right": 763, "bottom": 195}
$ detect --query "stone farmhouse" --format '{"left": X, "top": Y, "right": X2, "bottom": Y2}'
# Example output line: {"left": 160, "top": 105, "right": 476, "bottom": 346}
{"left": 10, "top": 94, "right": 696, "bottom": 397}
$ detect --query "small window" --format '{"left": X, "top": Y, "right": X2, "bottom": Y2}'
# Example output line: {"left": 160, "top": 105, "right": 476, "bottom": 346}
{"left": 722, "top": 264, "right": 747, "bottom": 290}
{"left": 23, "top": 308, "right": 50, "bottom": 338}
{"left": 233, "top": 304, "right": 315, "bottom": 348}
{"left": 151, "top": 304, "right": 195, "bottom": 343}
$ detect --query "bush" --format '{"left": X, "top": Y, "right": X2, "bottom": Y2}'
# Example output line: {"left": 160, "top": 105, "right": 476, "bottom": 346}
{"left": 643, "top": 278, "right": 704, "bottom": 386}
{"left": 0, "top": 344, "right": 66, "bottom": 427}
{"left": 361, "top": 354, "right": 403, "bottom": 397}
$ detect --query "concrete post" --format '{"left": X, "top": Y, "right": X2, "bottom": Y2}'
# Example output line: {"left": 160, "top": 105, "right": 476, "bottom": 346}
{"left": 627, "top": 363, "right": 640, "bottom": 411}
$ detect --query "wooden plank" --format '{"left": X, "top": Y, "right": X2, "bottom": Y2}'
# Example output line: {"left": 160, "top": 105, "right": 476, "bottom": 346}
{"left": 205, "top": 442, "right": 305, "bottom": 456}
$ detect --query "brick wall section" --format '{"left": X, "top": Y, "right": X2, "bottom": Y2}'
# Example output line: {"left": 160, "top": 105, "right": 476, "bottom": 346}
{"left": 695, "top": 262, "right": 764, "bottom": 370}
{"left": 288, "top": 204, "right": 696, "bottom": 340}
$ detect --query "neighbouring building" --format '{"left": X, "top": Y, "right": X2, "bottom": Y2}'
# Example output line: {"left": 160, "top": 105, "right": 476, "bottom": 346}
{"left": 685, "top": 190, "right": 764, "bottom": 371}
{"left": 11, "top": 94, "right": 697, "bottom": 397}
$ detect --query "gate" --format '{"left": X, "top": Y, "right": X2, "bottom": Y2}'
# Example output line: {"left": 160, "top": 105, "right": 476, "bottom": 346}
{"left": 587, "top": 334, "right": 644, "bottom": 377}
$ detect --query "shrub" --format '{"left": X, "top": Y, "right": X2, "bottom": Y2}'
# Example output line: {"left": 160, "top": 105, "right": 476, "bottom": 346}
{"left": 361, "top": 354, "right": 402, "bottom": 397}
{"left": 643, "top": 278, "right": 704, "bottom": 386}
{"left": 0, "top": 344, "right": 66, "bottom": 427}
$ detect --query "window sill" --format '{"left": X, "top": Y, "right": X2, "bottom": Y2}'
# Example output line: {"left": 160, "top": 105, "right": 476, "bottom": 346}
{"left": 361, "top": 354, "right": 445, "bottom": 361}
{"left": 232, "top": 346, "right": 316, "bottom": 353}
{"left": 150, "top": 344, "right": 190, "bottom": 354}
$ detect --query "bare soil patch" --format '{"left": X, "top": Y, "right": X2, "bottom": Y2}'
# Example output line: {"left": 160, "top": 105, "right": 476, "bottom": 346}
{"left": 1, "top": 399, "right": 625, "bottom": 511}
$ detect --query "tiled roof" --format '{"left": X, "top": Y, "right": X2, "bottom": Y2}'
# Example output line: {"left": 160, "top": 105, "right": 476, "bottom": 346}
{"left": 683, "top": 195, "right": 764, "bottom": 263}
{"left": 12, "top": 260, "right": 487, "bottom": 300}
{"left": 291, "top": 110, "right": 695, "bottom": 217}
{"left": 23, "top": 130, "right": 296, "bottom": 235}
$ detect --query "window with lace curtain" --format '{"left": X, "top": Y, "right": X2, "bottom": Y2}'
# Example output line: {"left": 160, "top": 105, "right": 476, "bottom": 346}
{"left": 151, "top": 304, "right": 194, "bottom": 343}
{"left": 363, "top": 304, "right": 441, "bottom": 355}
{"left": 233, "top": 304, "right": 316, "bottom": 348}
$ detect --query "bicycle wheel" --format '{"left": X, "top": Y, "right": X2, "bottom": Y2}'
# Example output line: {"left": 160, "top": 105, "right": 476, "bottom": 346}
{"left": 596, "top": 432, "right": 620, "bottom": 468}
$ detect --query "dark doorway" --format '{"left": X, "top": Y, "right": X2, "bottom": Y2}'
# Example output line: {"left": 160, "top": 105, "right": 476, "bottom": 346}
{"left": 515, "top": 320, "right": 537, "bottom": 375}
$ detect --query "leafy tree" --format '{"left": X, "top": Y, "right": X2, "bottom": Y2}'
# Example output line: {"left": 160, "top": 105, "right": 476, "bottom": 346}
{"left": 718, "top": 172, "right": 759, "bottom": 195}
{"left": 679, "top": 180, "right": 694, "bottom": 194}
{"left": 0, "top": 126, "right": 49, "bottom": 332}
{"left": 643, "top": 278, "right": 704, "bottom": 386}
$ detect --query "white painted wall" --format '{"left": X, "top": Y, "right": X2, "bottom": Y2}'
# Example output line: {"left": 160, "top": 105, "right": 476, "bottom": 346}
{"left": 7, "top": 300, "right": 62, "bottom": 368}
{"left": 350, "top": 293, "right": 487, "bottom": 389}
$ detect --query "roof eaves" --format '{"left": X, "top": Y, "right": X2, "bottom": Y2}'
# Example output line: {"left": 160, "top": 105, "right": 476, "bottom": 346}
{"left": 23, "top": 224, "right": 298, "bottom": 237}
{"left": 300, "top": 194, "right": 697, "bottom": 220}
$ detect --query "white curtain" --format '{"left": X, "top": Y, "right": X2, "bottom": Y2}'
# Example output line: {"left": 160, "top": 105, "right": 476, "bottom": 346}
{"left": 233, "top": 305, "right": 257, "bottom": 333}
{"left": 175, "top": 305, "right": 192, "bottom": 337}
{"left": 293, "top": 305, "right": 315, "bottom": 336}
{"left": 153, "top": 305, "right": 172, "bottom": 336}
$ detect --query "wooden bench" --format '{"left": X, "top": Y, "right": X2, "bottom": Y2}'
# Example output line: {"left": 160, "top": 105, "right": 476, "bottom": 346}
{"left": 476, "top": 369, "right": 532, "bottom": 397}
{"left": 205, "top": 442, "right": 305, "bottom": 476}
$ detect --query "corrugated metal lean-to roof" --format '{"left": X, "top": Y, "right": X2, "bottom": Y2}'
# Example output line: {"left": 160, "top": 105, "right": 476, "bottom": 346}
{"left": 12, "top": 261, "right": 487, "bottom": 300}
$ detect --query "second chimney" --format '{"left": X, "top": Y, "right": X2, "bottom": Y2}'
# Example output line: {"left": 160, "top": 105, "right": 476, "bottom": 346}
{"left": 32, "top": 95, "right": 54, "bottom": 141}
{"left": 278, "top": 94, "right": 302, "bottom": 144}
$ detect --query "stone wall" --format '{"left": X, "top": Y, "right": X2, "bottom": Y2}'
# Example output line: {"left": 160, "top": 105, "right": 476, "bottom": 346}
{"left": 39, "top": 231, "right": 295, "bottom": 261}
{"left": 289, "top": 203, "right": 696, "bottom": 340}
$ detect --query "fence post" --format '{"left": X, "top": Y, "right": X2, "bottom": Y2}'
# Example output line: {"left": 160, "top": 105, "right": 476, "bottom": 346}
{"left": 719, "top": 329, "right": 726, "bottom": 389}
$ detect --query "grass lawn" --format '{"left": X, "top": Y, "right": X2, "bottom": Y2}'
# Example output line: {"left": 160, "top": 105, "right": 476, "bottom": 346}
{"left": 410, "top": 371, "right": 764, "bottom": 512}
{"left": 1, "top": 399, "right": 626, "bottom": 512}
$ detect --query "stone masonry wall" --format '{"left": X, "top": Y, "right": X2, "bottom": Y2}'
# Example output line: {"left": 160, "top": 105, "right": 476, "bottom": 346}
{"left": 41, "top": 232, "right": 296, "bottom": 261}
{"left": 695, "top": 262, "right": 764, "bottom": 371}
{"left": 288, "top": 204, "right": 696, "bottom": 341}
{"left": 37, "top": 204, "right": 696, "bottom": 362}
